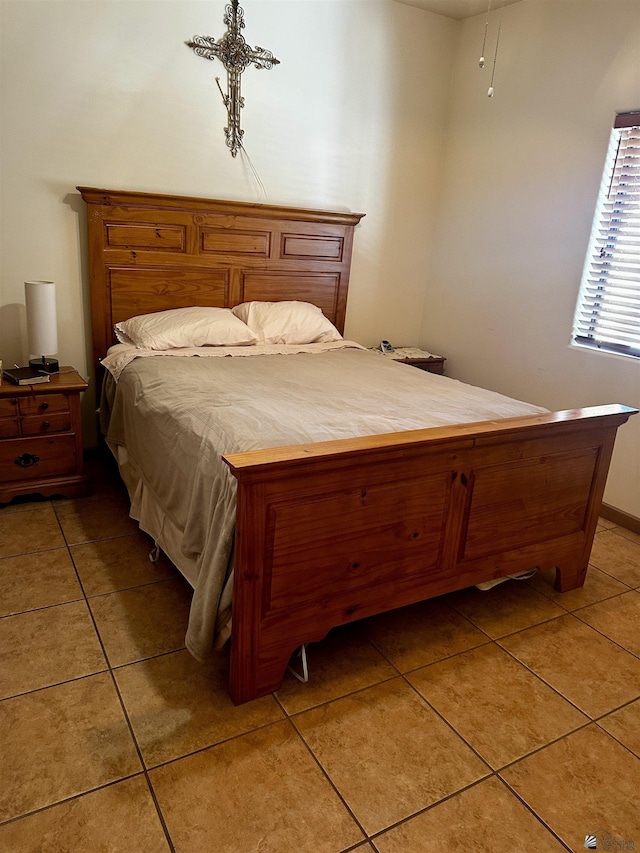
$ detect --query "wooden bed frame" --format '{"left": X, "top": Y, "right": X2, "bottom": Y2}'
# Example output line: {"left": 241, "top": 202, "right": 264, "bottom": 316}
{"left": 79, "top": 187, "right": 637, "bottom": 705}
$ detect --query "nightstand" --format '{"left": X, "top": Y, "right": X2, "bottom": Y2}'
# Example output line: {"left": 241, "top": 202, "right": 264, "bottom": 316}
{"left": 0, "top": 368, "right": 91, "bottom": 503}
{"left": 386, "top": 347, "right": 446, "bottom": 374}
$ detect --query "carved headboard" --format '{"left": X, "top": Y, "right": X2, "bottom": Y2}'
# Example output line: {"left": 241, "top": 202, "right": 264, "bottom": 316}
{"left": 78, "top": 187, "right": 365, "bottom": 369}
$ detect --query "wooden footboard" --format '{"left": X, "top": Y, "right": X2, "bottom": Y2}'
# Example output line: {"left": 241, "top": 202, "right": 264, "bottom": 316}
{"left": 224, "top": 404, "right": 637, "bottom": 705}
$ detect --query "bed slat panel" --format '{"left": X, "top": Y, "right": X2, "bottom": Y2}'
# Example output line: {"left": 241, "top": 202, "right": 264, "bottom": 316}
{"left": 280, "top": 233, "right": 344, "bottom": 261}
{"left": 200, "top": 228, "right": 271, "bottom": 256}
{"left": 109, "top": 267, "right": 229, "bottom": 326}
{"left": 240, "top": 272, "right": 340, "bottom": 316}
{"left": 105, "top": 223, "right": 187, "bottom": 252}
{"left": 459, "top": 446, "right": 598, "bottom": 561}
{"left": 264, "top": 472, "right": 450, "bottom": 614}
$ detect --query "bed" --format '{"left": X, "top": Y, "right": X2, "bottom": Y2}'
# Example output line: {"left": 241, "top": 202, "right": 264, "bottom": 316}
{"left": 79, "top": 186, "right": 637, "bottom": 705}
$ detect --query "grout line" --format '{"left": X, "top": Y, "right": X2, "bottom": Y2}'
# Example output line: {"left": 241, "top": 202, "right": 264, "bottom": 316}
{"left": 0, "top": 668, "right": 110, "bottom": 706}
{"left": 593, "top": 710, "right": 640, "bottom": 761}
{"left": 0, "top": 772, "right": 148, "bottom": 830}
{"left": 364, "top": 772, "right": 574, "bottom": 851}
{"left": 138, "top": 716, "right": 293, "bottom": 774}
{"left": 400, "top": 668, "right": 495, "bottom": 771}
{"left": 570, "top": 595, "right": 640, "bottom": 661}
{"left": 492, "top": 718, "right": 595, "bottom": 774}
{"left": 0, "top": 594, "right": 85, "bottom": 621}
{"left": 284, "top": 671, "right": 400, "bottom": 719}
{"left": 111, "top": 685, "right": 177, "bottom": 853}
{"left": 495, "top": 776, "right": 574, "bottom": 852}
{"left": 283, "top": 713, "right": 370, "bottom": 843}
{"left": 83, "top": 575, "right": 190, "bottom": 602}
{"left": 66, "top": 539, "right": 177, "bottom": 853}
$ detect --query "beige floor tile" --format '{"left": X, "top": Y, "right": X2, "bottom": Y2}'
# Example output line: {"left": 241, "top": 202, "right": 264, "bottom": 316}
{"left": 408, "top": 644, "right": 587, "bottom": 769}
{"left": 501, "top": 725, "right": 640, "bottom": 850}
{"left": 361, "top": 597, "right": 488, "bottom": 673}
{"left": 0, "top": 505, "right": 64, "bottom": 557}
{"left": 276, "top": 624, "right": 396, "bottom": 714}
{"left": 54, "top": 494, "right": 138, "bottom": 545}
{"left": 0, "top": 673, "right": 141, "bottom": 821}
{"left": 597, "top": 517, "right": 618, "bottom": 530}
{"left": 0, "top": 600, "right": 106, "bottom": 698}
{"left": 294, "top": 678, "right": 488, "bottom": 836}
{"left": 577, "top": 591, "right": 640, "bottom": 656}
{"left": 150, "top": 720, "right": 364, "bottom": 853}
{"left": 0, "top": 775, "right": 170, "bottom": 852}
{"left": 72, "top": 532, "right": 175, "bottom": 596}
{"left": 89, "top": 577, "right": 192, "bottom": 666}
{"left": 0, "top": 497, "right": 53, "bottom": 515}
{"left": 0, "top": 548, "right": 82, "bottom": 616}
{"left": 449, "top": 580, "right": 565, "bottom": 638}
{"left": 527, "top": 565, "right": 630, "bottom": 611}
{"left": 499, "top": 615, "right": 640, "bottom": 718}
{"left": 115, "top": 648, "right": 283, "bottom": 766}
{"left": 598, "top": 699, "right": 640, "bottom": 758}
{"left": 375, "top": 776, "right": 567, "bottom": 853}
{"left": 589, "top": 529, "right": 640, "bottom": 587}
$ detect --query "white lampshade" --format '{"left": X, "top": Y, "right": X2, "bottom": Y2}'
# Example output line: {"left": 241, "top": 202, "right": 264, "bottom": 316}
{"left": 25, "top": 280, "right": 59, "bottom": 372}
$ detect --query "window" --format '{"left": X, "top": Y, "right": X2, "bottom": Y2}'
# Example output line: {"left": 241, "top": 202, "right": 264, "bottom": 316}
{"left": 572, "top": 111, "right": 640, "bottom": 359}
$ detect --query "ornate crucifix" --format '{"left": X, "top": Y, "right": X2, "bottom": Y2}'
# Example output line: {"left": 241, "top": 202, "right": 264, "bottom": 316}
{"left": 186, "top": 0, "right": 280, "bottom": 157}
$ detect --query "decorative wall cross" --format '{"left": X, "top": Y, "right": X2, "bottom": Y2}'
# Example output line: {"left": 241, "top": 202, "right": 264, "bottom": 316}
{"left": 187, "top": 0, "right": 280, "bottom": 157}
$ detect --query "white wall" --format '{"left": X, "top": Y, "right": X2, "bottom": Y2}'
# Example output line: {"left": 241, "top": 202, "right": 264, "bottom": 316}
{"left": 422, "top": 0, "right": 640, "bottom": 517}
{"left": 2, "top": 0, "right": 638, "bottom": 519}
{"left": 0, "top": 0, "right": 456, "bottom": 439}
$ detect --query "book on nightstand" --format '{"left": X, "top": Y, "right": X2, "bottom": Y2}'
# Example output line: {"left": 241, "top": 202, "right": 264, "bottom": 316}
{"left": 2, "top": 366, "right": 51, "bottom": 385}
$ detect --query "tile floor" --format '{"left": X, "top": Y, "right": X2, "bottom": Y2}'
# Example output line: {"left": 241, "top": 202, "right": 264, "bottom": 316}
{"left": 1, "top": 450, "right": 639, "bottom": 852}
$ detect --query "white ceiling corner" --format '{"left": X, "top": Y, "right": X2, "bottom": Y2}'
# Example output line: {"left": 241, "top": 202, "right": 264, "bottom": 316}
{"left": 394, "top": 0, "right": 523, "bottom": 21}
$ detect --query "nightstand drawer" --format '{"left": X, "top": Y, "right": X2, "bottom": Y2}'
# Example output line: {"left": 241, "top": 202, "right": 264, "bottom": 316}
{"left": 399, "top": 357, "right": 445, "bottom": 374}
{"left": 19, "top": 393, "right": 69, "bottom": 416}
{"left": 0, "top": 417, "right": 20, "bottom": 439}
{"left": 381, "top": 347, "right": 446, "bottom": 375}
{"left": 0, "top": 398, "right": 19, "bottom": 417}
{"left": 21, "top": 412, "right": 71, "bottom": 435}
{"left": 0, "top": 435, "right": 77, "bottom": 483}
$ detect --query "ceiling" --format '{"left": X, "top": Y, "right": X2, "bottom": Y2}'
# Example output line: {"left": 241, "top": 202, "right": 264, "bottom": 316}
{"left": 395, "top": 0, "right": 522, "bottom": 21}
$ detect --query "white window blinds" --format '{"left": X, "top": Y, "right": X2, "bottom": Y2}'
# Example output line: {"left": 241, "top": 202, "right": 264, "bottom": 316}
{"left": 572, "top": 111, "right": 640, "bottom": 358}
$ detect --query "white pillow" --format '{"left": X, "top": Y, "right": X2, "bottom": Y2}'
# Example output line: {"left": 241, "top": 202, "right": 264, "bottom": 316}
{"left": 114, "top": 307, "right": 257, "bottom": 350}
{"left": 231, "top": 301, "right": 342, "bottom": 345}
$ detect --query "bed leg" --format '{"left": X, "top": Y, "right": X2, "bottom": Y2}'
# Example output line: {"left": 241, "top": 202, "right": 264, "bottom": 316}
{"left": 228, "top": 641, "right": 295, "bottom": 706}
{"left": 554, "top": 562, "right": 588, "bottom": 592}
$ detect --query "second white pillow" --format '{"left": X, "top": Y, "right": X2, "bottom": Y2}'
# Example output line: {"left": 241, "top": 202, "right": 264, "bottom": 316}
{"left": 232, "top": 301, "right": 342, "bottom": 345}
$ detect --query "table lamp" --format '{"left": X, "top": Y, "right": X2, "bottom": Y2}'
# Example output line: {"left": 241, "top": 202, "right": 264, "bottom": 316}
{"left": 25, "top": 280, "right": 59, "bottom": 373}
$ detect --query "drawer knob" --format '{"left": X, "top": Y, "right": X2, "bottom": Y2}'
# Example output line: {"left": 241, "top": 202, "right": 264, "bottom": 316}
{"left": 40, "top": 402, "right": 49, "bottom": 410}
{"left": 42, "top": 421, "right": 51, "bottom": 430}
{"left": 14, "top": 452, "right": 40, "bottom": 468}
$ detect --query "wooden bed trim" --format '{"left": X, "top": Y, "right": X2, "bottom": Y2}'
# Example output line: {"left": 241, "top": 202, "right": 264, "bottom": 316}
{"left": 224, "top": 405, "right": 636, "bottom": 476}
{"left": 78, "top": 187, "right": 365, "bottom": 226}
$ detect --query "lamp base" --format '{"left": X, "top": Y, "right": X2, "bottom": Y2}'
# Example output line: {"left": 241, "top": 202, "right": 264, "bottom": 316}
{"left": 29, "top": 357, "right": 59, "bottom": 374}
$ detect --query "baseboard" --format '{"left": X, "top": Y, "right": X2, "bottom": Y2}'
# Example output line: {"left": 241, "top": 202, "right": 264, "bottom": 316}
{"left": 600, "top": 502, "right": 640, "bottom": 535}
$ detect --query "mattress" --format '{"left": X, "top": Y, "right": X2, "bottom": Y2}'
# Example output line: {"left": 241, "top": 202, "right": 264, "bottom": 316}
{"left": 100, "top": 344, "right": 547, "bottom": 659}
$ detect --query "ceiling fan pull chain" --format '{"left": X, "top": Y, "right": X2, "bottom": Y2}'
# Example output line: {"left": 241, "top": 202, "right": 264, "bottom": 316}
{"left": 479, "top": 0, "right": 492, "bottom": 68}
{"left": 488, "top": 0, "right": 505, "bottom": 97}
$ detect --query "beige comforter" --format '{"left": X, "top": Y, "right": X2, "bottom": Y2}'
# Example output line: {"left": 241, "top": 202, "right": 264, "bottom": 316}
{"left": 101, "top": 344, "right": 547, "bottom": 660}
